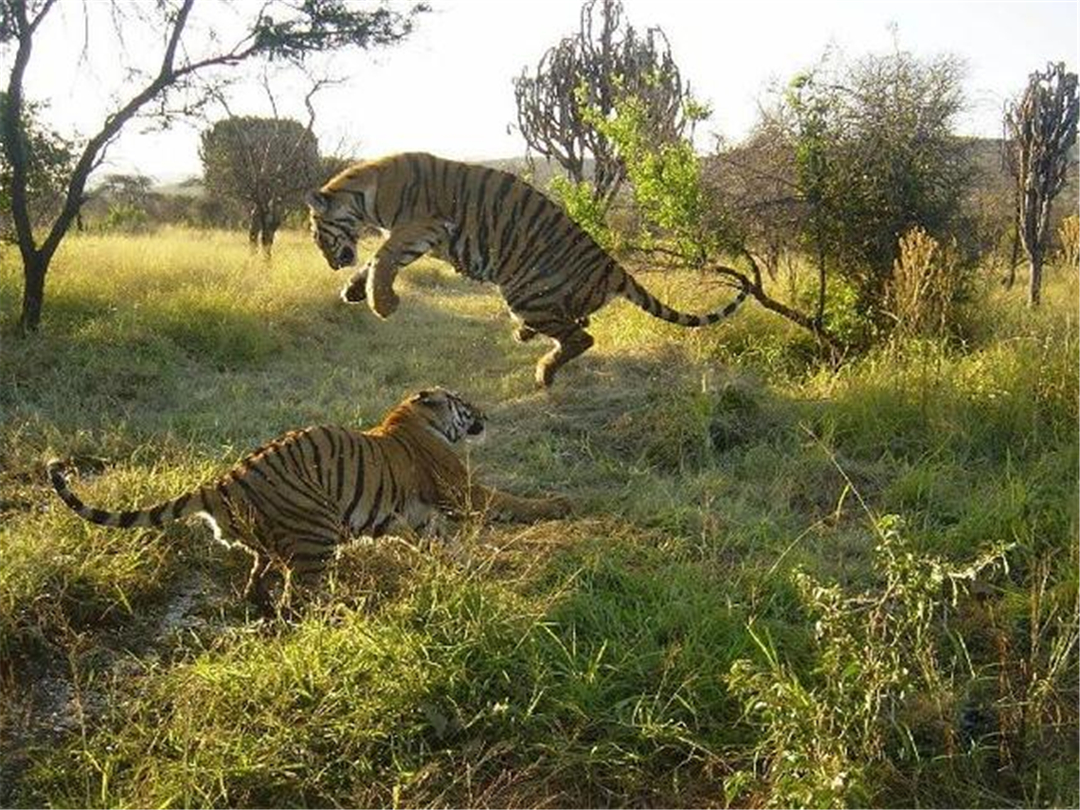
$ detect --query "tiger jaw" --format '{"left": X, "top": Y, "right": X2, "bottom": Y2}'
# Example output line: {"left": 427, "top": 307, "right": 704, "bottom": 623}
{"left": 464, "top": 421, "right": 487, "bottom": 444}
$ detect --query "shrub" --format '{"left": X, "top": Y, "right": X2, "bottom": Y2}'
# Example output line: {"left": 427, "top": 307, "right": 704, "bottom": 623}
{"left": 100, "top": 203, "right": 153, "bottom": 234}
{"left": 727, "top": 516, "right": 1011, "bottom": 808}
{"left": 886, "top": 226, "right": 963, "bottom": 339}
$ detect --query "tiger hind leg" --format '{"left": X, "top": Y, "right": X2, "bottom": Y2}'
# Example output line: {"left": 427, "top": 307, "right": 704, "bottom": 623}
{"left": 530, "top": 320, "right": 595, "bottom": 388}
{"left": 240, "top": 546, "right": 270, "bottom": 602}
{"left": 281, "top": 533, "right": 343, "bottom": 610}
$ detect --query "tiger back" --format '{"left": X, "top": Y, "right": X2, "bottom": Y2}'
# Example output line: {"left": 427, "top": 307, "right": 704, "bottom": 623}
{"left": 307, "top": 152, "right": 749, "bottom": 387}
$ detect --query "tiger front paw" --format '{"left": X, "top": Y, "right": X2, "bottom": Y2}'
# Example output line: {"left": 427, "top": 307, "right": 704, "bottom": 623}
{"left": 341, "top": 269, "right": 368, "bottom": 304}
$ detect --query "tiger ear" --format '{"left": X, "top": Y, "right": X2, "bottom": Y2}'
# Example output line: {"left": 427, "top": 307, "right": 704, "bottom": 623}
{"left": 411, "top": 389, "right": 434, "bottom": 404}
{"left": 306, "top": 190, "right": 331, "bottom": 214}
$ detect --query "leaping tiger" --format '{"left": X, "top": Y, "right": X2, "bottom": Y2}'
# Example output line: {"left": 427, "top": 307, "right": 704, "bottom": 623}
{"left": 306, "top": 152, "right": 749, "bottom": 387}
{"left": 48, "top": 388, "right": 569, "bottom": 612}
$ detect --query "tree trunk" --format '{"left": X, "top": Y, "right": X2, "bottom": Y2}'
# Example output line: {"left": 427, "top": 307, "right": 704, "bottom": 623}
{"left": 1004, "top": 225, "right": 1019, "bottom": 289}
{"left": 19, "top": 251, "right": 48, "bottom": 334}
{"left": 248, "top": 209, "right": 262, "bottom": 251}
{"left": 1027, "top": 252, "right": 1043, "bottom": 307}
{"left": 259, "top": 207, "right": 281, "bottom": 258}
{"left": 259, "top": 226, "right": 276, "bottom": 257}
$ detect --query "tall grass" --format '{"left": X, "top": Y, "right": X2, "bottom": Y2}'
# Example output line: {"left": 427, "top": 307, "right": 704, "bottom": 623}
{"left": 1, "top": 229, "right": 1076, "bottom": 807}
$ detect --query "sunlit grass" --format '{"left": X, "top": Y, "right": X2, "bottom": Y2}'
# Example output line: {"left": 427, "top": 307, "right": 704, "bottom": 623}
{"left": 1, "top": 229, "right": 1077, "bottom": 808}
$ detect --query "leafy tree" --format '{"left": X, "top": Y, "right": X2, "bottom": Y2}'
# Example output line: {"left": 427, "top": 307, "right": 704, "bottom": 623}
{"left": 513, "top": 0, "right": 695, "bottom": 209}
{"left": 0, "top": 0, "right": 427, "bottom": 333}
{"left": 1003, "top": 62, "right": 1079, "bottom": 306}
{"left": 201, "top": 116, "right": 321, "bottom": 255}
{"left": 579, "top": 93, "right": 844, "bottom": 354}
{"left": 778, "top": 50, "right": 972, "bottom": 328}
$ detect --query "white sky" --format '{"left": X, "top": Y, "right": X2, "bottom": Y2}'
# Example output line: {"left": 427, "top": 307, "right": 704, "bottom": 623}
{"left": 6, "top": 0, "right": 1078, "bottom": 182}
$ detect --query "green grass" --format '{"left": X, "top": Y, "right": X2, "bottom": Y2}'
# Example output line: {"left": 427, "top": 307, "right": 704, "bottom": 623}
{"left": 1, "top": 228, "right": 1076, "bottom": 807}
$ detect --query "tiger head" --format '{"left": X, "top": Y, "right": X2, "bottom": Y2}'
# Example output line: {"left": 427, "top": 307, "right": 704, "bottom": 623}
{"left": 306, "top": 188, "right": 361, "bottom": 270}
{"left": 405, "top": 388, "right": 487, "bottom": 444}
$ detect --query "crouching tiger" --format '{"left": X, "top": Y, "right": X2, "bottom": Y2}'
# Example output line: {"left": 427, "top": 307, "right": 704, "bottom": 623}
{"left": 306, "top": 152, "right": 749, "bottom": 388}
{"left": 48, "top": 388, "right": 569, "bottom": 612}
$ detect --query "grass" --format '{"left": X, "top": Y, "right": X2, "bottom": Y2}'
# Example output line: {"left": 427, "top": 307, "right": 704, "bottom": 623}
{"left": 1, "top": 227, "right": 1076, "bottom": 807}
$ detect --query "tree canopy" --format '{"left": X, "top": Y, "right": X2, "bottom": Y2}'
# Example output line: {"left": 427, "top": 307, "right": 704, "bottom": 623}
{"left": 1, "top": 0, "right": 427, "bottom": 332}
{"left": 201, "top": 116, "right": 323, "bottom": 254}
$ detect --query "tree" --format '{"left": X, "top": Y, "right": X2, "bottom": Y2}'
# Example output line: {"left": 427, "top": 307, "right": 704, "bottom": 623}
{"left": 767, "top": 49, "right": 971, "bottom": 332}
{"left": 0, "top": 0, "right": 427, "bottom": 334}
{"left": 0, "top": 92, "right": 73, "bottom": 239}
{"left": 513, "top": 0, "right": 695, "bottom": 209}
{"left": 1003, "top": 62, "right": 1079, "bottom": 307}
{"left": 95, "top": 173, "right": 155, "bottom": 208}
{"left": 201, "top": 116, "right": 321, "bottom": 255}
{"left": 577, "top": 92, "right": 844, "bottom": 355}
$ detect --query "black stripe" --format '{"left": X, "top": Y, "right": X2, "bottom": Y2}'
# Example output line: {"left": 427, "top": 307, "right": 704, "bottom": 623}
{"left": 454, "top": 163, "right": 470, "bottom": 209}
{"left": 118, "top": 510, "right": 141, "bottom": 529}
{"left": 404, "top": 157, "right": 423, "bottom": 216}
{"left": 89, "top": 508, "right": 112, "bottom": 524}
{"left": 282, "top": 440, "right": 313, "bottom": 486}
{"left": 373, "top": 174, "right": 387, "bottom": 226}
{"left": 243, "top": 466, "right": 329, "bottom": 524}
{"left": 334, "top": 435, "right": 346, "bottom": 503}
{"left": 490, "top": 172, "right": 517, "bottom": 217}
{"left": 542, "top": 226, "right": 592, "bottom": 277}
{"left": 230, "top": 474, "right": 335, "bottom": 537}
{"left": 148, "top": 502, "right": 171, "bottom": 525}
{"left": 474, "top": 169, "right": 499, "bottom": 266}
{"left": 496, "top": 186, "right": 530, "bottom": 260}
{"left": 361, "top": 474, "right": 386, "bottom": 534}
{"left": 305, "top": 433, "right": 324, "bottom": 485}
{"left": 420, "top": 154, "right": 434, "bottom": 212}
{"left": 513, "top": 207, "right": 565, "bottom": 275}
{"left": 576, "top": 260, "right": 612, "bottom": 305}
{"left": 342, "top": 443, "right": 366, "bottom": 525}
{"left": 215, "top": 483, "right": 243, "bottom": 535}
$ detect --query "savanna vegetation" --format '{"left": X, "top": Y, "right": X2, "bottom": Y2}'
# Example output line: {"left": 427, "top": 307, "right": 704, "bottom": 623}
{"left": 2, "top": 1, "right": 1078, "bottom": 808}
{"left": 0, "top": 222, "right": 1076, "bottom": 807}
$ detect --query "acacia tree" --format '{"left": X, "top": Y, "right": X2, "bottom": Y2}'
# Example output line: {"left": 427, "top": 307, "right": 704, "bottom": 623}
{"left": 201, "top": 116, "right": 321, "bottom": 255}
{"left": 513, "top": 0, "right": 695, "bottom": 208}
{"left": 95, "top": 173, "right": 155, "bottom": 207}
{"left": 1003, "top": 62, "right": 1079, "bottom": 307}
{"left": 0, "top": 0, "right": 426, "bottom": 334}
